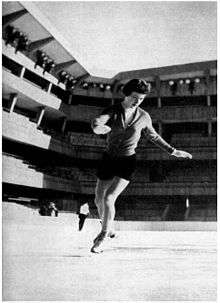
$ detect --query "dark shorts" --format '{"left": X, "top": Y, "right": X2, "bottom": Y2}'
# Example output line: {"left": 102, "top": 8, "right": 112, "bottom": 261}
{"left": 97, "top": 152, "right": 136, "bottom": 181}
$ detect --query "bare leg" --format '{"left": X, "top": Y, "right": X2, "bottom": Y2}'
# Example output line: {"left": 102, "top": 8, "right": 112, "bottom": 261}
{"left": 101, "top": 176, "right": 130, "bottom": 232}
{"left": 94, "top": 178, "right": 114, "bottom": 221}
{"left": 91, "top": 176, "right": 130, "bottom": 253}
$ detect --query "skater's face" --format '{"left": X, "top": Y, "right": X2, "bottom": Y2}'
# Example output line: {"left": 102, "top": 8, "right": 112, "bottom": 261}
{"left": 124, "top": 92, "right": 146, "bottom": 109}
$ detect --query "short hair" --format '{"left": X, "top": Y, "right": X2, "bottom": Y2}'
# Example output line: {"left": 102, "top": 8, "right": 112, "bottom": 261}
{"left": 122, "top": 79, "right": 151, "bottom": 96}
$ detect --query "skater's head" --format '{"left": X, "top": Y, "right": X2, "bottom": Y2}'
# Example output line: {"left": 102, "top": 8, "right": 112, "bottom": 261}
{"left": 122, "top": 79, "right": 151, "bottom": 109}
{"left": 122, "top": 79, "right": 151, "bottom": 97}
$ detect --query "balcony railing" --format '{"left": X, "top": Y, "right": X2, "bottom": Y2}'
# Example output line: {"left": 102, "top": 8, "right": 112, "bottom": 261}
{"left": 3, "top": 111, "right": 216, "bottom": 161}
{"left": 170, "top": 133, "right": 216, "bottom": 147}
{"left": 2, "top": 69, "right": 62, "bottom": 110}
{"left": 61, "top": 104, "right": 216, "bottom": 124}
{"left": 2, "top": 42, "right": 65, "bottom": 89}
{"left": 147, "top": 106, "right": 216, "bottom": 122}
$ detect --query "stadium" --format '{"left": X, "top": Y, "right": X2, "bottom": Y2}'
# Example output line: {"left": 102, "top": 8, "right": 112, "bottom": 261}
{"left": 2, "top": 1, "right": 217, "bottom": 301}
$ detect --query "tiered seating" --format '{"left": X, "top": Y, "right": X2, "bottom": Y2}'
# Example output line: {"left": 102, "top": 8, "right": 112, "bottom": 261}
{"left": 3, "top": 110, "right": 107, "bottom": 163}
{"left": 133, "top": 170, "right": 150, "bottom": 182}
{"left": 3, "top": 111, "right": 84, "bottom": 157}
{"left": 68, "top": 132, "right": 106, "bottom": 147}
{"left": 120, "top": 208, "right": 162, "bottom": 221}
{"left": 171, "top": 133, "right": 216, "bottom": 147}
{"left": 2, "top": 154, "right": 80, "bottom": 193}
{"left": 43, "top": 128, "right": 67, "bottom": 142}
{"left": 35, "top": 166, "right": 85, "bottom": 181}
{"left": 3, "top": 110, "right": 51, "bottom": 147}
{"left": 186, "top": 203, "right": 217, "bottom": 221}
{"left": 165, "top": 167, "right": 215, "bottom": 183}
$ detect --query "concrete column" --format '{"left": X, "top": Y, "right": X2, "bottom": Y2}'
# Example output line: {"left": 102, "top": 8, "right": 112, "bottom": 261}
{"left": 184, "top": 197, "right": 190, "bottom": 220}
{"left": 61, "top": 117, "right": 67, "bottom": 133}
{"left": 158, "top": 122, "right": 163, "bottom": 136}
{"left": 205, "top": 69, "right": 210, "bottom": 96}
{"left": 208, "top": 121, "right": 212, "bottom": 137}
{"left": 9, "top": 94, "right": 18, "bottom": 113}
{"left": 157, "top": 97, "right": 162, "bottom": 108}
{"left": 36, "top": 107, "right": 45, "bottom": 127}
{"left": 161, "top": 204, "right": 170, "bottom": 221}
{"left": 47, "top": 83, "right": 53, "bottom": 94}
{"left": 184, "top": 207, "right": 191, "bottom": 220}
{"left": 155, "top": 76, "right": 161, "bottom": 108}
{"left": 68, "top": 94, "right": 72, "bottom": 105}
{"left": 19, "top": 67, "right": 25, "bottom": 79}
{"left": 207, "top": 95, "right": 211, "bottom": 107}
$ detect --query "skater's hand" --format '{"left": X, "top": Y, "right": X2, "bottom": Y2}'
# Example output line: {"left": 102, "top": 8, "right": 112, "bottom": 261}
{"left": 93, "top": 125, "right": 111, "bottom": 135}
{"left": 171, "top": 149, "right": 192, "bottom": 159}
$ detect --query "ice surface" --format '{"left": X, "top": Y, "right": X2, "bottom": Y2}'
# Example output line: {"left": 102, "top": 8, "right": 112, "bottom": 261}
{"left": 2, "top": 202, "right": 217, "bottom": 301}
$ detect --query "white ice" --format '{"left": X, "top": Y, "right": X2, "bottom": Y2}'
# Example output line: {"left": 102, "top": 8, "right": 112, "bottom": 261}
{"left": 2, "top": 202, "right": 217, "bottom": 301}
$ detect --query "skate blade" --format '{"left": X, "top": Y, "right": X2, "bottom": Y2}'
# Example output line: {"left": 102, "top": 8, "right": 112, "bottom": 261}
{"left": 90, "top": 248, "right": 104, "bottom": 254}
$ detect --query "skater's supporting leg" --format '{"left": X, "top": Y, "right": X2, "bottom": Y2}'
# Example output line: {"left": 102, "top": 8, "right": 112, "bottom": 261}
{"left": 94, "top": 178, "right": 113, "bottom": 220}
{"left": 102, "top": 176, "right": 129, "bottom": 232}
{"left": 91, "top": 176, "right": 129, "bottom": 253}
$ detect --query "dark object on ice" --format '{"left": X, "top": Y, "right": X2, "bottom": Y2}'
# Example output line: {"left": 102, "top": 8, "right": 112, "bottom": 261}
{"left": 39, "top": 201, "right": 58, "bottom": 217}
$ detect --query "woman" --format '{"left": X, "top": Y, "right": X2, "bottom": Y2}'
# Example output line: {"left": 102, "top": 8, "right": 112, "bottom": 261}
{"left": 91, "top": 79, "right": 192, "bottom": 253}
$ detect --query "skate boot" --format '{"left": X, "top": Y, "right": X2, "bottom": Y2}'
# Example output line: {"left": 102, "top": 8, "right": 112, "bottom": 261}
{"left": 91, "top": 231, "right": 108, "bottom": 253}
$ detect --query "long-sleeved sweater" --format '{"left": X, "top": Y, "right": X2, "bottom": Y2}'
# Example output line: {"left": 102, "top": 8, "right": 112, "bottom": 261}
{"left": 91, "top": 103, "right": 175, "bottom": 157}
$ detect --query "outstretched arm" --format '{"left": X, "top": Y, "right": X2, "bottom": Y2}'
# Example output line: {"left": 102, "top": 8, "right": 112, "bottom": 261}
{"left": 143, "top": 115, "right": 192, "bottom": 159}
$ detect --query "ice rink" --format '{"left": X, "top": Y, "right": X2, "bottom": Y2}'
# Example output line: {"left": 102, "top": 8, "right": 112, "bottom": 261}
{"left": 2, "top": 202, "right": 217, "bottom": 301}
